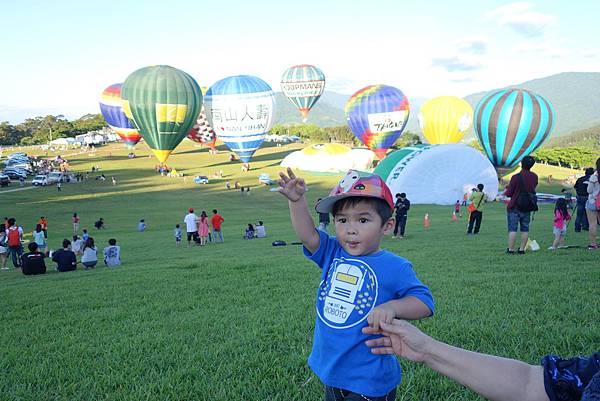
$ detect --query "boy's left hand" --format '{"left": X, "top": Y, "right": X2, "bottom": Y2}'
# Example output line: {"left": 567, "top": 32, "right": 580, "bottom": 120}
{"left": 367, "top": 303, "right": 396, "bottom": 331}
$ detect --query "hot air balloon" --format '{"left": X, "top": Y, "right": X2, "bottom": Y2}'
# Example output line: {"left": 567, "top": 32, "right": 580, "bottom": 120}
{"left": 345, "top": 85, "right": 410, "bottom": 159}
{"left": 281, "top": 64, "right": 325, "bottom": 122}
{"left": 474, "top": 88, "right": 555, "bottom": 176}
{"left": 98, "top": 83, "right": 142, "bottom": 147}
{"left": 121, "top": 65, "right": 202, "bottom": 163}
{"left": 374, "top": 144, "right": 498, "bottom": 205}
{"left": 418, "top": 96, "right": 473, "bottom": 144}
{"left": 187, "top": 108, "right": 217, "bottom": 150}
{"left": 204, "top": 75, "right": 275, "bottom": 163}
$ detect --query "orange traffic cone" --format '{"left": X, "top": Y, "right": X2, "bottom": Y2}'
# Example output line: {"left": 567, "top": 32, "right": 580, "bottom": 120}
{"left": 452, "top": 212, "right": 458, "bottom": 222}
{"left": 424, "top": 213, "right": 430, "bottom": 229}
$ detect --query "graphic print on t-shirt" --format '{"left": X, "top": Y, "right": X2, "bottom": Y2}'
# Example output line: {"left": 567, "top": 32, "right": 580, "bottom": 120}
{"left": 317, "top": 257, "right": 378, "bottom": 329}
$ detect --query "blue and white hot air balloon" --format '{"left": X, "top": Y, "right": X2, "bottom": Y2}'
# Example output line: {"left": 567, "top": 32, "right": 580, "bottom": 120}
{"left": 474, "top": 88, "right": 555, "bottom": 176}
{"left": 204, "top": 75, "right": 275, "bottom": 163}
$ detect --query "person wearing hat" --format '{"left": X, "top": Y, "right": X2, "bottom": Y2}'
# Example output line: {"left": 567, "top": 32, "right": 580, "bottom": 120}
{"left": 278, "top": 168, "right": 434, "bottom": 401}
{"left": 183, "top": 208, "right": 199, "bottom": 247}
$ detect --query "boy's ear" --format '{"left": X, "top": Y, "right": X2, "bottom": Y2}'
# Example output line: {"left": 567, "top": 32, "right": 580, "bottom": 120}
{"left": 383, "top": 217, "right": 395, "bottom": 234}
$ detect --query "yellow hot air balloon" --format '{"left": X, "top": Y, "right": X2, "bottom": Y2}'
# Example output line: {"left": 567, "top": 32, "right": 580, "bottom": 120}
{"left": 418, "top": 96, "right": 473, "bottom": 144}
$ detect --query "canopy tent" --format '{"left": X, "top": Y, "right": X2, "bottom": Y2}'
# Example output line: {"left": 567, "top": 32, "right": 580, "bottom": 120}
{"left": 374, "top": 144, "right": 499, "bottom": 205}
{"left": 280, "top": 143, "right": 374, "bottom": 173}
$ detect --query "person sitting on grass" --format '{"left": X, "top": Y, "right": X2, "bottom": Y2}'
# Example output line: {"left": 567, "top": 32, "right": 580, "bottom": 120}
{"left": 52, "top": 239, "right": 77, "bottom": 272}
{"left": 21, "top": 242, "right": 46, "bottom": 275}
{"left": 103, "top": 238, "right": 121, "bottom": 268}
{"left": 94, "top": 218, "right": 105, "bottom": 230}
{"left": 364, "top": 319, "right": 600, "bottom": 401}
{"left": 71, "top": 235, "right": 84, "bottom": 256}
{"left": 81, "top": 237, "right": 98, "bottom": 270}
{"left": 138, "top": 219, "right": 146, "bottom": 232}
{"left": 255, "top": 221, "right": 266, "bottom": 238}
{"left": 244, "top": 224, "right": 255, "bottom": 239}
{"left": 278, "top": 168, "right": 434, "bottom": 401}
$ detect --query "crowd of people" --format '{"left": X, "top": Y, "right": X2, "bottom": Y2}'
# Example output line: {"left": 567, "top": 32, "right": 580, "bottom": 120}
{"left": 181, "top": 208, "right": 226, "bottom": 246}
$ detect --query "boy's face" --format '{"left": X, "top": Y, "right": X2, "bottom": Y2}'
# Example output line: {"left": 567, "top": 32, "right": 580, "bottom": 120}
{"left": 333, "top": 200, "right": 393, "bottom": 256}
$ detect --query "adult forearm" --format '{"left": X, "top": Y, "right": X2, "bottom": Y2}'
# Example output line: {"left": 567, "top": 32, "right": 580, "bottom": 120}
{"left": 424, "top": 340, "right": 548, "bottom": 401}
{"left": 289, "top": 197, "right": 319, "bottom": 251}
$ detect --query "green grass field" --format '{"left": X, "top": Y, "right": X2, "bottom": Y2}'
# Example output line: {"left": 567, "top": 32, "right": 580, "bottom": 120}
{"left": 1, "top": 142, "right": 598, "bottom": 401}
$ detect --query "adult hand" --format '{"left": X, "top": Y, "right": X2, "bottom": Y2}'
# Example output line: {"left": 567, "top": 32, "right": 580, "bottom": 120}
{"left": 278, "top": 168, "right": 306, "bottom": 202}
{"left": 363, "top": 319, "right": 432, "bottom": 363}
{"left": 367, "top": 303, "right": 396, "bottom": 331}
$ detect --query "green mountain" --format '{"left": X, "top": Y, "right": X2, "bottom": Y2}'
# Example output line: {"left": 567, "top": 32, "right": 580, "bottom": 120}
{"left": 546, "top": 123, "right": 600, "bottom": 149}
{"left": 285, "top": 73, "right": 600, "bottom": 142}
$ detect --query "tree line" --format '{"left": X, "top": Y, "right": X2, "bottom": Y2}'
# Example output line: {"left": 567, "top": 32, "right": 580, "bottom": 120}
{"left": 0, "top": 114, "right": 106, "bottom": 146}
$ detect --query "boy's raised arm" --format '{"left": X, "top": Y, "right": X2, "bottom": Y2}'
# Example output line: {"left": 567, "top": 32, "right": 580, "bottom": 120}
{"left": 278, "top": 168, "right": 320, "bottom": 254}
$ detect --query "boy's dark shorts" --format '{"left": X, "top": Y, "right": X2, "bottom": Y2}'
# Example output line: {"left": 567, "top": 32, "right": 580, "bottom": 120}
{"left": 542, "top": 352, "right": 600, "bottom": 401}
{"left": 186, "top": 231, "right": 198, "bottom": 241}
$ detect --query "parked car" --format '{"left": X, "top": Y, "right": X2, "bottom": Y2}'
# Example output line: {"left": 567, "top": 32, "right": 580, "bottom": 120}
{"left": 31, "top": 175, "right": 49, "bottom": 186}
{"left": 2, "top": 169, "right": 27, "bottom": 180}
{"left": 47, "top": 171, "right": 63, "bottom": 184}
{"left": 194, "top": 175, "right": 209, "bottom": 184}
{"left": 0, "top": 174, "right": 10, "bottom": 187}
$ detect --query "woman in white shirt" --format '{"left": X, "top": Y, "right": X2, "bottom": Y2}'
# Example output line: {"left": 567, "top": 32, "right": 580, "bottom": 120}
{"left": 585, "top": 158, "right": 600, "bottom": 250}
{"left": 81, "top": 237, "right": 98, "bottom": 269}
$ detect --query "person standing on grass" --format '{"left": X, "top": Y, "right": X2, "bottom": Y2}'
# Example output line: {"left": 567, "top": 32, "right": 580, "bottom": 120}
{"left": 184, "top": 208, "right": 199, "bottom": 247}
{"left": 6, "top": 218, "right": 23, "bottom": 268}
{"left": 198, "top": 211, "right": 209, "bottom": 246}
{"left": 278, "top": 168, "right": 434, "bottom": 401}
{"left": 467, "top": 184, "right": 488, "bottom": 235}
{"left": 38, "top": 216, "right": 48, "bottom": 238}
{"left": 316, "top": 198, "right": 331, "bottom": 233}
{"left": 32, "top": 224, "right": 47, "bottom": 254}
{"left": 0, "top": 226, "right": 9, "bottom": 270}
{"left": 393, "top": 193, "right": 410, "bottom": 239}
{"left": 574, "top": 168, "right": 593, "bottom": 232}
{"left": 211, "top": 209, "right": 225, "bottom": 243}
{"left": 364, "top": 319, "right": 600, "bottom": 401}
{"left": 52, "top": 239, "right": 77, "bottom": 272}
{"left": 174, "top": 224, "right": 182, "bottom": 247}
{"left": 72, "top": 213, "right": 80, "bottom": 235}
{"left": 585, "top": 158, "right": 600, "bottom": 250}
{"left": 548, "top": 198, "right": 571, "bottom": 250}
{"left": 504, "top": 156, "right": 538, "bottom": 254}
{"left": 81, "top": 237, "right": 98, "bottom": 269}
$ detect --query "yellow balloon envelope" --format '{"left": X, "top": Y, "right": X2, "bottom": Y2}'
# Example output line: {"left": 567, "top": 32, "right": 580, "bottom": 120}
{"left": 418, "top": 96, "right": 473, "bottom": 144}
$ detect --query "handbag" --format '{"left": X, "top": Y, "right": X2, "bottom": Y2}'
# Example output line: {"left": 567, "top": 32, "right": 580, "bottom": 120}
{"left": 516, "top": 173, "right": 538, "bottom": 212}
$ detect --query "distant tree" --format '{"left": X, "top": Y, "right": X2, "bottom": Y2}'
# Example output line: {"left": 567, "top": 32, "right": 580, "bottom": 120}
{"left": 0, "top": 122, "right": 26, "bottom": 145}
{"left": 395, "top": 131, "right": 422, "bottom": 148}
{"left": 16, "top": 115, "right": 73, "bottom": 145}
{"left": 71, "top": 114, "right": 106, "bottom": 135}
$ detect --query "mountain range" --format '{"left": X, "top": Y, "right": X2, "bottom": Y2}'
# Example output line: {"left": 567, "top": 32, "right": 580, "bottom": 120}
{"left": 274, "top": 72, "right": 600, "bottom": 138}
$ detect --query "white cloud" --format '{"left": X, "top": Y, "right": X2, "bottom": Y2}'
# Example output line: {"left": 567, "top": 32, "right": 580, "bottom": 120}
{"left": 487, "top": 2, "right": 556, "bottom": 37}
{"left": 513, "top": 41, "right": 568, "bottom": 58}
{"left": 432, "top": 56, "right": 482, "bottom": 72}
{"left": 455, "top": 37, "right": 488, "bottom": 55}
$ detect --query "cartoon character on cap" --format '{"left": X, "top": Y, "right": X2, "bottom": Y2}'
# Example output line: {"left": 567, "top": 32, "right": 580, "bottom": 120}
{"left": 317, "top": 170, "right": 394, "bottom": 213}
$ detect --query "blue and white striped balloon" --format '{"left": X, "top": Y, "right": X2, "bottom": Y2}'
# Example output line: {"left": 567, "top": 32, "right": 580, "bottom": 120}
{"left": 474, "top": 88, "right": 555, "bottom": 172}
{"left": 205, "top": 75, "right": 275, "bottom": 163}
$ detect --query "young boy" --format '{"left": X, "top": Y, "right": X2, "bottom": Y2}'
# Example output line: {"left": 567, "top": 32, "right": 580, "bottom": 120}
{"left": 103, "top": 238, "right": 120, "bottom": 267}
{"left": 138, "top": 219, "right": 146, "bottom": 232}
{"left": 174, "top": 224, "right": 182, "bottom": 246}
{"left": 71, "top": 235, "right": 84, "bottom": 255}
{"left": 278, "top": 168, "right": 434, "bottom": 400}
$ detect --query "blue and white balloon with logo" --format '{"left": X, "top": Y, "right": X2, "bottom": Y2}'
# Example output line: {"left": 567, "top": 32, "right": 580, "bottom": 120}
{"left": 204, "top": 75, "right": 275, "bottom": 163}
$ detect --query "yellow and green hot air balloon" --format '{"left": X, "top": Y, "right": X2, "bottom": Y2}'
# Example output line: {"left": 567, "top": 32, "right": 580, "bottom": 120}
{"left": 121, "top": 65, "right": 202, "bottom": 163}
{"left": 418, "top": 96, "right": 473, "bottom": 144}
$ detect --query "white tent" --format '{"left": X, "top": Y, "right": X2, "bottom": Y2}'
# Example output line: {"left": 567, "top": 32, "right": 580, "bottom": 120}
{"left": 280, "top": 143, "right": 374, "bottom": 173}
{"left": 48, "top": 138, "right": 74, "bottom": 146}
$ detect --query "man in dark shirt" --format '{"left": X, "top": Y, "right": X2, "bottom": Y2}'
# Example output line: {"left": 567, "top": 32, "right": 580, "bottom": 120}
{"left": 316, "top": 198, "right": 330, "bottom": 233}
{"left": 52, "top": 239, "right": 77, "bottom": 272}
{"left": 21, "top": 242, "right": 46, "bottom": 275}
{"left": 393, "top": 193, "right": 411, "bottom": 238}
{"left": 504, "top": 156, "right": 538, "bottom": 254}
{"left": 573, "top": 168, "right": 594, "bottom": 232}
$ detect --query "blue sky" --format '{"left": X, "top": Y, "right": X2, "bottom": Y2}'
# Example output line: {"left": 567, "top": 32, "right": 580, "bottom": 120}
{"left": 1, "top": 0, "right": 598, "bottom": 123}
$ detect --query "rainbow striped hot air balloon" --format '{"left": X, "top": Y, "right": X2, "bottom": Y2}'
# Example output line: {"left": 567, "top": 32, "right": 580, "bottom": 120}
{"left": 121, "top": 65, "right": 202, "bottom": 164}
{"left": 204, "top": 75, "right": 275, "bottom": 163}
{"left": 345, "top": 85, "right": 410, "bottom": 159}
{"left": 474, "top": 88, "right": 555, "bottom": 175}
{"left": 99, "top": 83, "right": 142, "bottom": 147}
{"left": 281, "top": 64, "right": 325, "bottom": 122}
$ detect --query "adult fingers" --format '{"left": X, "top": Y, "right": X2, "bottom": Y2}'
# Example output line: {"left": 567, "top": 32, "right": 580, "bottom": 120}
{"left": 370, "top": 346, "right": 395, "bottom": 355}
{"left": 365, "top": 337, "right": 390, "bottom": 347}
{"left": 287, "top": 167, "right": 296, "bottom": 180}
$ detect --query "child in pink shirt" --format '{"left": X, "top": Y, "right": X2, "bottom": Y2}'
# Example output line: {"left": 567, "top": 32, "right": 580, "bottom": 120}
{"left": 549, "top": 198, "right": 571, "bottom": 250}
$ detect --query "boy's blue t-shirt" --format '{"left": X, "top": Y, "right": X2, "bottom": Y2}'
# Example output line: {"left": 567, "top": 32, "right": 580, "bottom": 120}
{"left": 303, "top": 230, "right": 434, "bottom": 396}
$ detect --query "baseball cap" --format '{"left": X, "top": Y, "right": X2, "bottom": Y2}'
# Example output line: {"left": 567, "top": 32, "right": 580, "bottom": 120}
{"left": 315, "top": 170, "right": 394, "bottom": 213}
{"left": 188, "top": 208, "right": 194, "bottom": 213}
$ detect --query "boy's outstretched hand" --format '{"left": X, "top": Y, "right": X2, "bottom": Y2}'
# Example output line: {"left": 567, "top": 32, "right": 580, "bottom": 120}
{"left": 278, "top": 168, "right": 306, "bottom": 202}
{"left": 363, "top": 319, "right": 432, "bottom": 363}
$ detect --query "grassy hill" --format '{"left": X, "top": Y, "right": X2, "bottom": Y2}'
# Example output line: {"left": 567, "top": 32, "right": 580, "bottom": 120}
{"left": 546, "top": 123, "right": 600, "bottom": 149}
{"left": 0, "top": 142, "right": 598, "bottom": 400}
